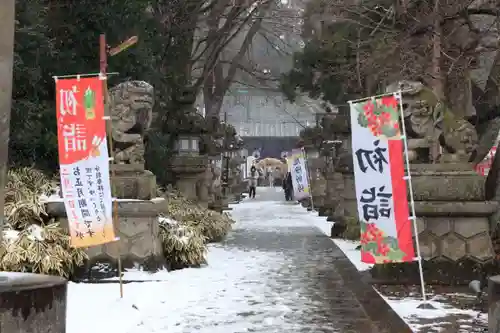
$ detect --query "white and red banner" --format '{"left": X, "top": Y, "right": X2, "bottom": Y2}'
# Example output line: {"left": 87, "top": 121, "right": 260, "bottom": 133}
{"left": 287, "top": 149, "right": 311, "bottom": 200}
{"left": 349, "top": 94, "right": 415, "bottom": 264}
{"left": 56, "top": 76, "right": 115, "bottom": 248}
{"left": 474, "top": 132, "right": 500, "bottom": 177}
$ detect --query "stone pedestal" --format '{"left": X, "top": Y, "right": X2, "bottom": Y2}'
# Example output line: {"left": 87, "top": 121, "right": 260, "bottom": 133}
{"left": 195, "top": 167, "right": 212, "bottom": 208}
{"left": 371, "top": 163, "right": 499, "bottom": 285}
{"left": 489, "top": 275, "right": 500, "bottom": 333}
{"left": 324, "top": 172, "right": 340, "bottom": 218}
{"left": 110, "top": 164, "right": 156, "bottom": 200}
{"left": 0, "top": 272, "right": 67, "bottom": 333}
{"left": 209, "top": 197, "right": 223, "bottom": 213}
{"left": 221, "top": 197, "right": 231, "bottom": 211}
{"left": 46, "top": 199, "right": 165, "bottom": 279}
{"left": 169, "top": 155, "right": 208, "bottom": 203}
{"left": 177, "top": 176, "right": 200, "bottom": 202}
{"left": 339, "top": 169, "right": 357, "bottom": 217}
{"left": 308, "top": 157, "right": 327, "bottom": 213}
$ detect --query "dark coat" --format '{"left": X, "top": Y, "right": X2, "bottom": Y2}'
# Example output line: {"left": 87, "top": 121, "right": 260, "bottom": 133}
{"left": 283, "top": 172, "right": 293, "bottom": 191}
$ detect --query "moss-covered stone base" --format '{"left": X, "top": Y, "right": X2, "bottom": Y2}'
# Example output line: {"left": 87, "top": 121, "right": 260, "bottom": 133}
{"left": 370, "top": 257, "right": 500, "bottom": 285}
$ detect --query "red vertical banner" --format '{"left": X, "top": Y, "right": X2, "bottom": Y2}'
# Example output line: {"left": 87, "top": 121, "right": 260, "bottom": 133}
{"left": 349, "top": 94, "right": 415, "bottom": 264}
{"left": 55, "top": 76, "right": 116, "bottom": 248}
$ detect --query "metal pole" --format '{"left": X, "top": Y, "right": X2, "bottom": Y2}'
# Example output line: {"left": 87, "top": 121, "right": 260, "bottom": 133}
{"left": 395, "top": 90, "right": 432, "bottom": 309}
{"left": 0, "top": 0, "right": 15, "bottom": 241}
{"left": 348, "top": 89, "right": 416, "bottom": 104}
{"left": 100, "top": 34, "right": 123, "bottom": 298}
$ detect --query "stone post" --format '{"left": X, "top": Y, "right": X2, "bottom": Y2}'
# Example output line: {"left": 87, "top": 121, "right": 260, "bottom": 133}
{"left": 490, "top": 275, "right": 500, "bottom": 333}
{"left": 0, "top": 0, "right": 15, "bottom": 240}
{"left": 0, "top": 273, "right": 67, "bottom": 333}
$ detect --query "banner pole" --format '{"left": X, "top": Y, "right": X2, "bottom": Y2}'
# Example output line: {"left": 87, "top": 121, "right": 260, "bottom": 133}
{"left": 348, "top": 89, "right": 416, "bottom": 104}
{"left": 395, "top": 91, "right": 433, "bottom": 309}
{"left": 302, "top": 148, "right": 314, "bottom": 210}
{"left": 100, "top": 34, "right": 124, "bottom": 299}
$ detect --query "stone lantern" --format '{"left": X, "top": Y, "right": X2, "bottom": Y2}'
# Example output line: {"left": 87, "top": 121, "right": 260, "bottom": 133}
{"left": 175, "top": 135, "right": 200, "bottom": 156}
{"left": 169, "top": 134, "right": 208, "bottom": 203}
{"left": 304, "top": 144, "right": 326, "bottom": 215}
{"left": 229, "top": 147, "right": 248, "bottom": 202}
{"left": 321, "top": 140, "right": 343, "bottom": 220}
{"left": 239, "top": 148, "right": 248, "bottom": 178}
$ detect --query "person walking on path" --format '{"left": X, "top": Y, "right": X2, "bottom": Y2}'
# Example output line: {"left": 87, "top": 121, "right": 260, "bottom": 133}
{"left": 272, "top": 167, "right": 282, "bottom": 187}
{"left": 282, "top": 171, "right": 293, "bottom": 201}
{"left": 266, "top": 167, "right": 273, "bottom": 187}
{"left": 248, "top": 165, "right": 258, "bottom": 198}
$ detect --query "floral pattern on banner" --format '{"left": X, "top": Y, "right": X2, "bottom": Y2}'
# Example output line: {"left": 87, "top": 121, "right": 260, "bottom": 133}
{"left": 355, "top": 96, "right": 401, "bottom": 139}
{"left": 360, "top": 222, "right": 408, "bottom": 264}
{"left": 475, "top": 146, "right": 497, "bottom": 176}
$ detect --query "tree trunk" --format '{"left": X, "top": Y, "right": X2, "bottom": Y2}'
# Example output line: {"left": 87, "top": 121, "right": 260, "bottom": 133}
{"left": 203, "top": 0, "right": 274, "bottom": 120}
{"left": 0, "top": 0, "right": 15, "bottom": 241}
{"left": 431, "top": 0, "right": 444, "bottom": 99}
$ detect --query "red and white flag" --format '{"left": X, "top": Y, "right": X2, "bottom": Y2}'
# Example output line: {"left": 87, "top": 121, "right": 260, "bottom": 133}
{"left": 349, "top": 94, "right": 415, "bottom": 264}
{"left": 55, "top": 76, "right": 116, "bottom": 248}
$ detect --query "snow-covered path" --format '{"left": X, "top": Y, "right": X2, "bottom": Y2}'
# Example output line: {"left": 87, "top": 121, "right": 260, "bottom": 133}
{"left": 68, "top": 188, "right": 402, "bottom": 332}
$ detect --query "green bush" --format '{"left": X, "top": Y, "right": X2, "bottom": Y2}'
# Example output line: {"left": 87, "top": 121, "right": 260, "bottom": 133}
{"left": 0, "top": 168, "right": 87, "bottom": 277}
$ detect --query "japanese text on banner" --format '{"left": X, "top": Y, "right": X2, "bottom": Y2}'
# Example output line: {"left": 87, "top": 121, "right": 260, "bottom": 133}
{"left": 349, "top": 95, "right": 414, "bottom": 264}
{"left": 56, "top": 76, "right": 116, "bottom": 248}
{"left": 289, "top": 149, "right": 310, "bottom": 200}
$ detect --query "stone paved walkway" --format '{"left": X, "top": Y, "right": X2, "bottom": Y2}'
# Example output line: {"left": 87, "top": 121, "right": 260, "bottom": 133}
{"left": 68, "top": 187, "right": 411, "bottom": 333}
{"left": 219, "top": 187, "right": 410, "bottom": 332}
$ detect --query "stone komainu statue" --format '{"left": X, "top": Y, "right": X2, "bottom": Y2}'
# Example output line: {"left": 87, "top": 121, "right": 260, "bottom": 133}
{"left": 108, "top": 81, "right": 154, "bottom": 164}
{"left": 385, "top": 80, "right": 478, "bottom": 162}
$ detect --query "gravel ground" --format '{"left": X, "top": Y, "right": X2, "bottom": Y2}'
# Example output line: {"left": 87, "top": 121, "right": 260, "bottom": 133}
{"left": 377, "top": 284, "right": 488, "bottom": 332}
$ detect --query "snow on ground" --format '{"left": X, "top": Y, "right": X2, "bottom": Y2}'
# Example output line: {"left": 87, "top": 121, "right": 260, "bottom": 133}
{"left": 68, "top": 246, "right": 284, "bottom": 333}
{"left": 67, "top": 192, "right": 314, "bottom": 333}
{"left": 66, "top": 189, "right": 487, "bottom": 333}
{"left": 306, "top": 211, "right": 488, "bottom": 332}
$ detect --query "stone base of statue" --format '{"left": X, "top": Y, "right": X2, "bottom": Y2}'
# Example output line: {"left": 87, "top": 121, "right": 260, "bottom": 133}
{"left": 221, "top": 196, "right": 231, "bottom": 211}
{"left": 169, "top": 155, "right": 208, "bottom": 203}
{"left": 209, "top": 196, "right": 223, "bottom": 213}
{"left": 46, "top": 198, "right": 166, "bottom": 280}
{"left": 0, "top": 272, "right": 67, "bottom": 332}
{"left": 229, "top": 178, "right": 246, "bottom": 203}
{"left": 371, "top": 163, "right": 499, "bottom": 285}
{"left": 111, "top": 164, "right": 157, "bottom": 200}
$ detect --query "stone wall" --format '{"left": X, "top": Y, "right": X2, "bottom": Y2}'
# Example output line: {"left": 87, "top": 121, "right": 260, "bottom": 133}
{"left": 371, "top": 163, "right": 499, "bottom": 285}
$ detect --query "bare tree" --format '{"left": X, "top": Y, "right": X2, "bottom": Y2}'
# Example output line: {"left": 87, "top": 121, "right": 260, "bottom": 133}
{"left": 192, "top": 0, "right": 278, "bottom": 120}
{"left": 301, "top": 0, "right": 500, "bottom": 116}
{"left": 0, "top": 0, "right": 15, "bottom": 240}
